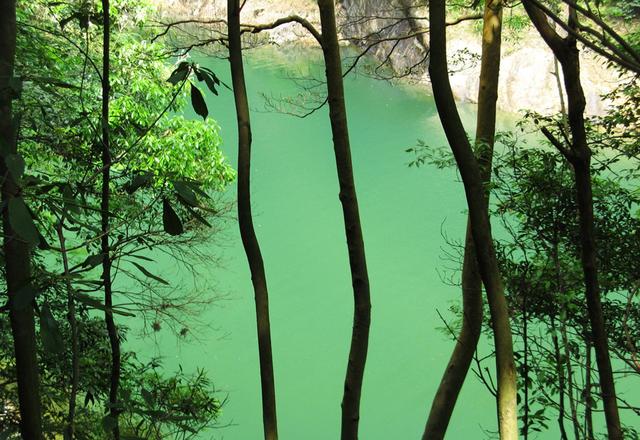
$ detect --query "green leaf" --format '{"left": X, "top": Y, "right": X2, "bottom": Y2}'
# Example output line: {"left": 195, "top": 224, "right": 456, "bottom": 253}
{"left": 125, "top": 172, "right": 153, "bottom": 194}
{"left": 40, "top": 304, "right": 64, "bottom": 354}
{"left": 5, "top": 153, "right": 25, "bottom": 180}
{"left": 162, "top": 198, "right": 183, "bottom": 235}
{"left": 190, "top": 83, "right": 208, "bottom": 120}
{"left": 172, "top": 180, "right": 198, "bottom": 206}
{"left": 130, "top": 261, "right": 169, "bottom": 285}
{"left": 8, "top": 197, "right": 39, "bottom": 245}
{"left": 13, "top": 284, "right": 38, "bottom": 310}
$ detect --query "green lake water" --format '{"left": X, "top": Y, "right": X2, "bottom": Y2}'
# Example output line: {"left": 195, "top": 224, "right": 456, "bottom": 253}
{"left": 128, "top": 47, "right": 522, "bottom": 438}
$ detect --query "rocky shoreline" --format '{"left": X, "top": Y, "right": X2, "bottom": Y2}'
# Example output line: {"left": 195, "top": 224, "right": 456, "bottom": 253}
{"left": 157, "top": 0, "right": 621, "bottom": 115}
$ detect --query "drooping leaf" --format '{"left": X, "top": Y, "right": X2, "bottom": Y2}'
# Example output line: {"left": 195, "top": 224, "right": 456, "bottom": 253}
{"left": 5, "top": 153, "right": 25, "bottom": 180}
{"left": 162, "top": 198, "right": 183, "bottom": 235}
{"left": 40, "top": 303, "right": 64, "bottom": 354}
{"left": 172, "top": 180, "right": 198, "bottom": 206}
{"left": 190, "top": 83, "right": 208, "bottom": 120}
{"left": 8, "top": 197, "right": 39, "bottom": 245}
{"left": 13, "top": 284, "right": 38, "bottom": 310}
{"left": 125, "top": 172, "right": 153, "bottom": 194}
{"left": 183, "top": 180, "right": 211, "bottom": 200}
{"left": 130, "top": 261, "right": 169, "bottom": 285}
{"left": 201, "top": 71, "right": 219, "bottom": 96}
{"left": 167, "top": 62, "right": 190, "bottom": 85}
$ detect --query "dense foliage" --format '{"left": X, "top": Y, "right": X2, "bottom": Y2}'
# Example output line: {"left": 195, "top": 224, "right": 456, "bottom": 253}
{"left": 1, "top": 0, "right": 233, "bottom": 437}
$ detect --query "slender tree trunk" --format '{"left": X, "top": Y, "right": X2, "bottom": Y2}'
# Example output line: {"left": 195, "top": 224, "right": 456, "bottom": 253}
{"left": 523, "top": 286, "right": 529, "bottom": 440}
{"left": 555, "top": 229, "right": 582, "bottom": 440}
{"left": 550, "top": 316, "right": 569, "bottom": 440}
{"left": 57, "top": 221, "right": 80, "bottom": 440}
{"left": 561, "top": 318, "right": 581, "bottom": 440}
{"left": 0, "top": 1, "right": 43, "bottom": 438}
{"left": 100, "top": 1, "right": 120, "bottom": 438}
{"left": 423, "top": 1, "right": 503, "bottom": 437}
{"left": 228, "top": 2, "right": 278, "bottom": 439}
{"left": 428, "top": 1, "right": 519, "bottom": 438}
{"left": 317, "top": 2, "right": 372, "bottom": 438}
{"left": 584, "top": 341, "right": 594, "bottom": 440}
{"left": 551, "top": 239, "right": 569, "bottom": 440}
{"left": 522, "top": 4, "right": 622, "bottom": 438}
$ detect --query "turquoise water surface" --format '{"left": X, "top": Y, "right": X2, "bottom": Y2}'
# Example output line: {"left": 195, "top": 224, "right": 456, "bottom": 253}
{"left": 128, "top": 47, "right": 510, "bottom": 439}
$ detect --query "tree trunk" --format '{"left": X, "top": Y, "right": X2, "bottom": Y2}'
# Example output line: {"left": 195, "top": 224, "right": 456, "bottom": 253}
{"left": 0, "top": 1, "right": 44, "bottom": 438}
{"left": 57, "top": 221, "right": 80, "bottom": 440}
{"left": 550, "top": 316, "right": 569, "bottom": 440}
{"left": 317, "top": 2, "right": 372, "bottom": 439}
{"left": 228, "top": 2, "right": 278, "bottom": 439}
{"left": 100, "top": 1, "right": 121, "bottom": 438}
{"left": 423, "top": 1, "right": 503, "bottom": 437}
{"left": 428, "top": 1, "right": 519, "bottom": 438}
{"left": 522, "top": 3, "right": 622, "bottom": 438}
{"left": 584, "top": 341, "right": 594, "bottom": 440}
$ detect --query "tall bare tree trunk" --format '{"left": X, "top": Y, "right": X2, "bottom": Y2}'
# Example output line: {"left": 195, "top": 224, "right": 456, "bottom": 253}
{"left": 423, "top": 1, "right": 503, "bottom": 437}
{"left": 428, "top": 1, "right": 518, "bottom": 438}
{"left": 100, "top": 1, "right": 121, "bottom": 438}
{"left": 317, "top": 1, "right": 372, "bottom": 438}
{"left": 522, "top": 4, "right": 622, "bottom": 438}
{"left": 228, "top": 2, "right": 278, "bottom": 439}
{"left": 0, "top": 1, "right": 43, "bottom": 438}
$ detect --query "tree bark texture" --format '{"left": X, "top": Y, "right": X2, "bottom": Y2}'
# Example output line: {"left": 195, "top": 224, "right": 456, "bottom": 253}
{"left": 317, "top": 1, "right": 372, "bottom": 439}
{"left": 423, "top": 1, "right": 503, "bottom": 437}
{"left": 428, "top": 1, "right": 519, "bottom": 438}
{"left": 228, "top": 1, "right": 279, "bottom": 439}
{"left": 0, "top": 0, "right": 44, "bottom": 438}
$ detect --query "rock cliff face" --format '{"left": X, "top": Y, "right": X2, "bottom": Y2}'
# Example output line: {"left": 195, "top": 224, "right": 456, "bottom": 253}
{"left": 336, "top": 0, "right": 619, "bottom": 115}
{"left": 158, "top": 0, "right": 620, "bottom": 115}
